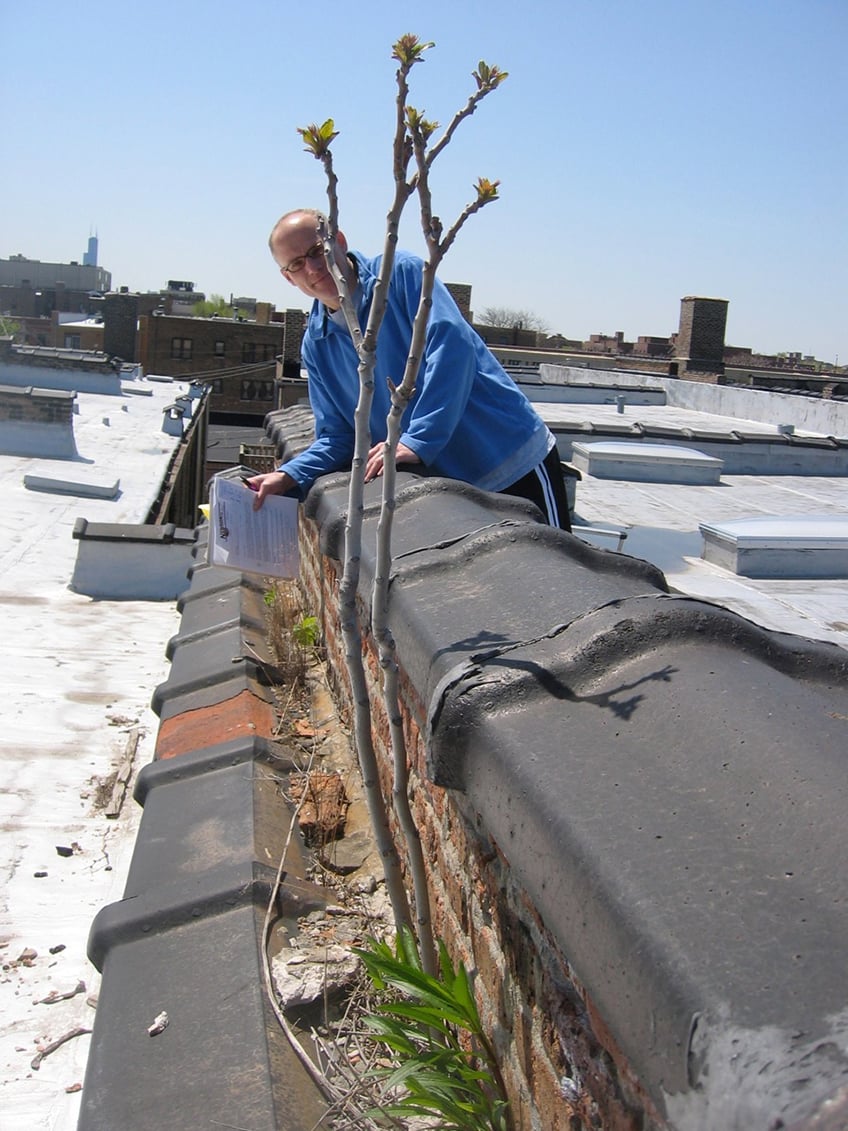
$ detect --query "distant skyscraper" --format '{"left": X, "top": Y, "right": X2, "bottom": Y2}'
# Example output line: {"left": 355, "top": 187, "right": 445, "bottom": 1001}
{"left": 83, "top": 234, "right": 98, "bottom": 267}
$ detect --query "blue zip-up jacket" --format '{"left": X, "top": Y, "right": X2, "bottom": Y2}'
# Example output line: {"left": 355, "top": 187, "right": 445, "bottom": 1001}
{"left": 279, "top": 249, "right": 553, "bottom": 497}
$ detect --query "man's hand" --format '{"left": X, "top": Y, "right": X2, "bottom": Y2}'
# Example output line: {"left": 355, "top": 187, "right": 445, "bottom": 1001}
{"left": 365, "top": 441, "right": 422, "bottom": 482}
{"left": 247, "top": 470, "right": 296, "bottom": 509}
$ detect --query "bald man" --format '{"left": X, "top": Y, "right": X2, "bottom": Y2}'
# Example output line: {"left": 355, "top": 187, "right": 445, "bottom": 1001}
{"left": 249, "top": 208, "right": 570, "bottom": 531}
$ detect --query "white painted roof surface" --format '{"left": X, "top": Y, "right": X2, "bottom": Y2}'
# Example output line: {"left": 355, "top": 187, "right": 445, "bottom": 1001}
{"left": 0, "top": 375, "right": 190, "bottom": 1130}
{"left": 541, "top": 398, "right": 845, "bottom": 439}
{"left": 542, "top": 398, "right": 848, "bottom": 650}
{"left": 55, "top": 316, "right": 103, "bottom": 329}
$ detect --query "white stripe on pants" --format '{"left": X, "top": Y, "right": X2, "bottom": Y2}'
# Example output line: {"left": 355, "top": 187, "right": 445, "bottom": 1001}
{"left": 533, "top": 459, "right": 559, "bottom": 526}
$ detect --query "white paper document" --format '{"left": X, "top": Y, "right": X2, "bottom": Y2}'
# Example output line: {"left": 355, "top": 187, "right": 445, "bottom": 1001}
{"left": 207, "top": 475, "right": 299, "bottom": 578}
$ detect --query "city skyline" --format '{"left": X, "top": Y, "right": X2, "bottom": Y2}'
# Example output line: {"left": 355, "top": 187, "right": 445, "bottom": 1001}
{"left": 3, "top": 0, "right": 845, "bottom": 364}
{"left": 1, "top": 247, "right": 836, "bottom": 368}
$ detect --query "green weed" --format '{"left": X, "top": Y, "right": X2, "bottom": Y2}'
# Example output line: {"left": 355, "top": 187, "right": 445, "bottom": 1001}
{"left": 292, "top": 614, "right": 320, "bottom": 649}
{"left": 355, "top": 926, "right": 512, "bottom": 1131}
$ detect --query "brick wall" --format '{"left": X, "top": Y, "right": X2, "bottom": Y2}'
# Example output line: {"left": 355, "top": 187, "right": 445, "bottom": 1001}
{"left": 0, "top": 282, "right": 101, "bottom": 321}
{"left": 280, "top": 308, "right": 306, "bottom": 365}
{"left": 255, "top": 401, "right": 848, "bottom": 1129}
{"left": 0, "top": 384, "right": 76, "bottom": 425}
{"left": 137, "top": 312, "right": 279, "bottom": 416}
{"left": 445, "top": 281, "right": 473, "bottom": 322}
{"left": 476, "top": 323, "right": 543, "bottom": 348}
{"left": 50, "top": 312, "right": 104, "bottom": 351}
{"left": 675, "top": 296, "right": 728, "bottom": 380}
{"left": 103, "top": 292, "right": 141, "bottom": 361}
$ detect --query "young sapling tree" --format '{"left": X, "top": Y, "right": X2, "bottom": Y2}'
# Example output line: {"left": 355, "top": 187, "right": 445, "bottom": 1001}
{"left": 298, "top": 37, "right": 507, "bottom": 980}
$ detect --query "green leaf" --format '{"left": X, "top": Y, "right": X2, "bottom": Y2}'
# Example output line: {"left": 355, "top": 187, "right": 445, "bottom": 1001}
{"left": 395, "top": 923, "right": 424, "bottom": 971}
{"left": 291, "top": 614, "right": 319, "bottom": 648}
{"left": 406, "top": 106, "right": 440, "bottom": 142}
{"left": 377, "top": 996, "right": 466, "bottom": 1029}
{"left": 437, "top": 938, "right": 459, "bottom": 989}
{"left": 451, "top": 962, "right": 483, "bottom": 1031}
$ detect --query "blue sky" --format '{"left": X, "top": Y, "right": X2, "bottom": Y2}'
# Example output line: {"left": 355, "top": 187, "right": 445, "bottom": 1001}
{"left": 3, "top": 0, "right": 846, "bottom": 362}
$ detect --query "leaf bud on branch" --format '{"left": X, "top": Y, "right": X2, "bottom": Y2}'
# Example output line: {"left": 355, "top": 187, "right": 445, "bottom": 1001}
{"left": 475, "top": 177, "right": 501, "bottom": 203}
{"left": 392, "top": 34, "right": 435, "bottom": 67}
{"left": 473, "top": 60, "right": 509, "bottom": 91}
{"left": 297, "top": 119, "right": 339, "bottom": 157}
{"left": 405, "top": 105, "right": 439, "bottom": 142}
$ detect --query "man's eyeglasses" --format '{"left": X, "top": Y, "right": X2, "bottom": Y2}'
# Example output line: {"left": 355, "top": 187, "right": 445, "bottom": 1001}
{"left": 282, "top": 242, "right": 326, "bottom": 274}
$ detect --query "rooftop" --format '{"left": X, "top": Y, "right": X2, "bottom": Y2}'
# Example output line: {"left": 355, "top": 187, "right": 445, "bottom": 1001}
{"left": 0, "top": 370, "right": 191, "bottom": 1129}
{"left": 531, "top": 377, "right": 848, "bottom": 652}
{"left": 3, "top": 358, "right": 848, "bottom": 1129}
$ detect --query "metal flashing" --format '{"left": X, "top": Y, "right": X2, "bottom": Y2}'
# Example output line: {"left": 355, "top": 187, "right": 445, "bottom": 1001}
{"left": 331, "top": 488, "right": 669, "bottom": 725}
{"left": 80, "top": 566, "right": 329, "bottom": 1129}
{"left": 134, "top": 735, "right": 293, "bottom": 798}
{"left": 175, "top": 558, "right": 267, "bottom": 610}
{"left": 79, "top": 904, "right": 328, "bottom": 1130}
{"left": 70, "top": 520, "right": 196, "bottom": 600}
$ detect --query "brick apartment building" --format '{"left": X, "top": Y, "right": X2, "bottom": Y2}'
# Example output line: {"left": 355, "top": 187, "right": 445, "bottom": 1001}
{"left": 0, "top": 282, "right": 103, "bottom": 326}
{"left": 50, "top": 313, "right": 105, "bottom": 351}
{"left": 582, "top": 331, "right": 674, "bottom": 358}
{"left": 135, "top": 304, "right": 305, "bottom": 419}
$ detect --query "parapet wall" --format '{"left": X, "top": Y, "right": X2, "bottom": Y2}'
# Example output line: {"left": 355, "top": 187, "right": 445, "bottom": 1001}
{"left": 0, "top": 383, "right": 79, "bottom": 457}
{"left": 294, "top": 468, "right": 848, "bottom": 1131}
{"left": 297, "top": 477, "right": 672, "bottom": 1128}
{"left": 0, "top": 346, "right": 122, "bottom": 395}
{"left": 539, "top": 362, "right": 848, "bottom": 436}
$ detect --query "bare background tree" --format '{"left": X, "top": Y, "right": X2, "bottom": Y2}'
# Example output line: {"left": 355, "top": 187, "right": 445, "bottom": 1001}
{"left": 478, "top": 305, "right": 549, "bottom": 334}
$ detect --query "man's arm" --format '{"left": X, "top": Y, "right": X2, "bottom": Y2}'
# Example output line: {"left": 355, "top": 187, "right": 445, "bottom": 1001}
{"left": 393, "top": 261, "right": 479, "bottom": 466}
{"left": 252, "top": 328, "right": 358, "bottom": 503}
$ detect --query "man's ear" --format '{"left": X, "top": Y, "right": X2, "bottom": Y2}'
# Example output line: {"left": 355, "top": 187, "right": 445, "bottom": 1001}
{"left": 280, "top": 268, "right": 296, "bottom": 286}
{"left": 336, "top": 230, "right": 348, "bottom": 253}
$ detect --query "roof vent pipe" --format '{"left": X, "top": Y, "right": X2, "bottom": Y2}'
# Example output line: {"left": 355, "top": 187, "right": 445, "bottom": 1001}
{"left": 161, "top": 405, "right": 185, "bottom": 437}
